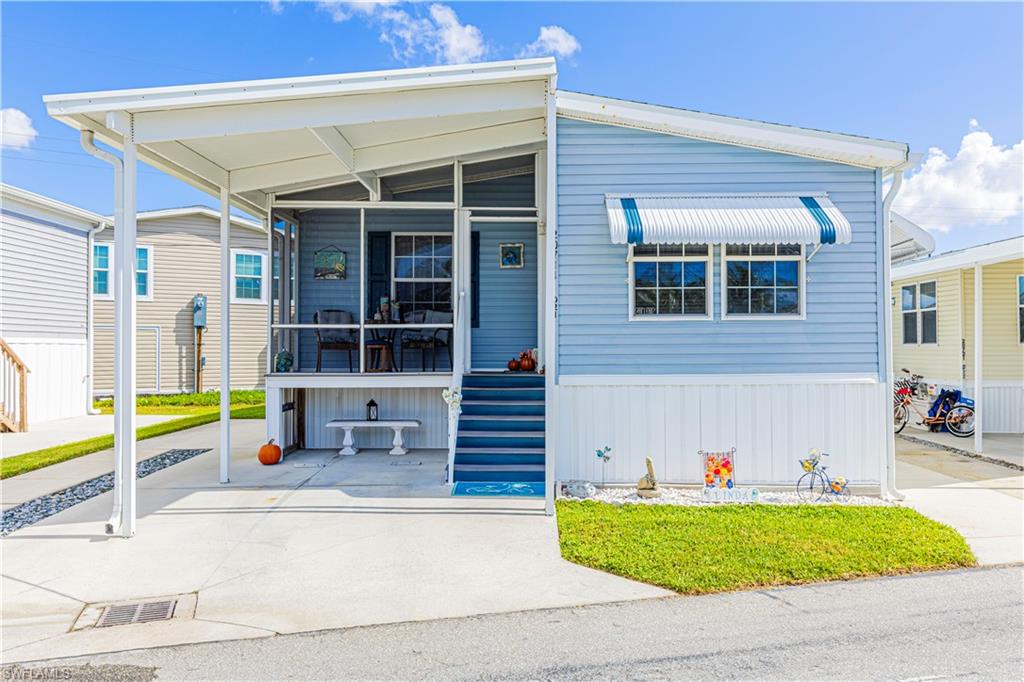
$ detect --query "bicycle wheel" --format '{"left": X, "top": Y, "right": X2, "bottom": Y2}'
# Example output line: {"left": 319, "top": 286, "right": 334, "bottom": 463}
{"left": 894, "top": 403, "right": 909, "bottom": 434}
{"left": 945, "top": 405, "right": 975, "bottom": 438}
{"left": 796, "top": 471, "right": 826, "bottom": 502}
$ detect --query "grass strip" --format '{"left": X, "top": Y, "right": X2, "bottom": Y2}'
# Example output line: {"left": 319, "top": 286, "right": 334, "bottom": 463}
{"left": 556, "top": 500, "right": 975, "bottom": 595}
{"left": 92, "top": 389, "right": 265, "bottom": 409}
{"left": 1, "top": 404, "right": 265, "bottom": 480}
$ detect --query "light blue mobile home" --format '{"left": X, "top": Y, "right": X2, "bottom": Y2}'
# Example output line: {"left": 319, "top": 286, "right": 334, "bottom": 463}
{"left": 45, "top": 59, "right": 912, "bottom": 528}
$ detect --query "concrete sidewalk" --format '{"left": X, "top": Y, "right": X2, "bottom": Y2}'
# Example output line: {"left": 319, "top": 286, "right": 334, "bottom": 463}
{"left": 1, "top": 414, "right": 180, "bottom": 459}
{"left": 897, "top": 438, "right": 1023, "bottom": 566}
{"left": 2, "top": 420, "right": 263, "bottom": 510}
{"left": 1, "top": 440, "right": 668, "bottom": 664}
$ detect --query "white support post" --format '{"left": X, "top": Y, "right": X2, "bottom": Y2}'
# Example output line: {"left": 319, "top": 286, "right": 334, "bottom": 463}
{"left": 282, "top": 215, "right": 292, "bottom": 349}
{"left": 219, "top": 182, "right": 231, "bottom": 484}
{"left": 535, "top": 150, "right": 546, "bottom": 370}
{"left": 359, "top": 208, "right": 366, "bottom": 374}
{"left": 265, "top": 195, "right": 274, "bottom": 380}
{"left": 543, "top": 77, "right": 558, "bottom": 517}
{"left": 974, "top": 264, "right": 983, "bottom": 454}
{"left": 115, "top": 139, "right": 138, "bottom": 537}
{"left": 266, "top": 385, "right": 282, "bottom": 447}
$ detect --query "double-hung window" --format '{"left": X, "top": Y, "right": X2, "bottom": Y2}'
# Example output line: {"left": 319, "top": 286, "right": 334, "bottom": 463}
{"left": 901, "top": 281, "right": 937, "bottom": 344}
{"left": 723, "top": 244, "right": 803, "bottom": 317}
{"left": 1017, "top": 275, "right": 1023, "bottom": 344}
{"left": 629, "top": 244, "right": 711, "bottom": 319}
{"left": 92, "top": 244, "right": 152, "bottom": 300}
{"left": 231, "top": 249, "right": 267, "bottom": 304}
{"left": 392, "top": 233, "right": 453, "bottom": 313}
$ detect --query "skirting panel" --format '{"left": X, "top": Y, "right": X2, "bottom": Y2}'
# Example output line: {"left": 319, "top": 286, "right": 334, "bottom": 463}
{"left": 553, "top": 379, "right": 886, "bottom": 485}
{"left": 5, "top": 338, "right": 88, "bottom": 424}
{"left": 304, "top": 387, "right": 448, "bottom": 450}
{"left": 980, "top": 384, "right": 1024, "bottom": 434}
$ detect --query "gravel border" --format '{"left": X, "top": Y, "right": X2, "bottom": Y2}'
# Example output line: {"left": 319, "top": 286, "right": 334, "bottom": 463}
{"left": 898, "top": 433, "right": 1023, "bottom": 472}
{"left": 1, "top": 449, "right": 210, "bottom": 536}
{"left": 568, "top": 486, "right": 894, "bottom": 507}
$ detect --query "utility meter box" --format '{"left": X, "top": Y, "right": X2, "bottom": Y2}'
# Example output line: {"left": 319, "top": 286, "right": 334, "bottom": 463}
{"left": 193, "top": 294, "right": 207, "bottom": 328}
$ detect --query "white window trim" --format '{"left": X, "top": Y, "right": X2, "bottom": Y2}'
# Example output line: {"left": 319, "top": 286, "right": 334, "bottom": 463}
{"left": 390, "top": 232, "right": 454, "bottom": 310}
{"left": 92, "top": 243, "right": 154, "bottom": 302}
{"left": 900, "top": 280, "right": 937, "bottom": 346}
{"left": 1017, "top": 275, "right": 1023, "bottom": 345}
{"left": 230, "top": 248, "right": 268, "bottom": 305}
{"left": 720, "top": 243, "right": 806, "bottom": 321}
{"left": 627, "top": 244, "right": 712, "bottom": 321}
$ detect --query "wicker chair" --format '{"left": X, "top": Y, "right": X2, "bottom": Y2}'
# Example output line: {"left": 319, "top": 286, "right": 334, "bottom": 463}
{"left": 314, "top": 309, "right": 358, "bottom": 372}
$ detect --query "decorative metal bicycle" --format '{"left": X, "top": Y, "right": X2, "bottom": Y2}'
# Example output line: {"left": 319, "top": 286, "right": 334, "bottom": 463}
{"left": 796, "top": 450, "right": 849, "bottom": 502}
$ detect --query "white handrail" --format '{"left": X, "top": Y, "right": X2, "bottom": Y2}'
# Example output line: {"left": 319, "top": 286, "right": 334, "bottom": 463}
{"left": 443, "top": 291, "right": 467, "bottom": 484}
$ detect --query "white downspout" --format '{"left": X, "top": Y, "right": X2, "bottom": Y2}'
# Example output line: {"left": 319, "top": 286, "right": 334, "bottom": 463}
{"left": 880, "top": 164, "right": 907, "bottom": 501}
{"left": 85, "top": 219, "right": 109, "bottom": 415}
{"left": 80, "top": 130, "right": 128, "bottom": 532}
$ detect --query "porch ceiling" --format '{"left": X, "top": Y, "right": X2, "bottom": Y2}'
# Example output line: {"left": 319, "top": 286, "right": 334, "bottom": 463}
{"left": 44, "top": 59, "right": 555, "bottom": 217}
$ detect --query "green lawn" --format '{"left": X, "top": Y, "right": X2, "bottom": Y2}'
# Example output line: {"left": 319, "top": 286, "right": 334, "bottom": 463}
{"left": 1, "top": 401, "right": 264, "bottom": 480}
{"left": 556, "top": 500, "right": 975, "bottom": 595}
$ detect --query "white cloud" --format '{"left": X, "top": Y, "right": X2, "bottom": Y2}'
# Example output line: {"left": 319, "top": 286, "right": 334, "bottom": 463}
{"left": 0, "top": 108, "right": 38, "bottom": 150}
{"left": 895, "top": 121, "right": 1023, "bottom": 233}
{"left": 268, "top": 0, "right": 284, "bottom": 15}
{"left": 517, "top": 25, "right": 581, "bottom": 59}
{"left": 428, "top": 4, "right": 485, "bottom": 64}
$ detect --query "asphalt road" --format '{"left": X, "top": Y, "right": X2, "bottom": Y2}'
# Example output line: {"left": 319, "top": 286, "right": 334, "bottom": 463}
{"left": 6, "top": 566, "right": 1022, "bottom": 681}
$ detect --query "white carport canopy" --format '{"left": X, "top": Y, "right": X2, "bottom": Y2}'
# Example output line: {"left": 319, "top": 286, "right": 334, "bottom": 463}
{"left": 43, "top": 58, "right": 558, "bottom": 536}
{"left": 605, "top": 193, "right": 853, "bottom": 246}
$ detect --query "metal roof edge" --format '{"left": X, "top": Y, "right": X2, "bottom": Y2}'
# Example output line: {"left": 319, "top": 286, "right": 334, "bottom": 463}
{"left": 555, "top": 90, "right": 909, "bottom": 170}
{"left": 890, "top": 212, "right": 935, "bottom": 256}
{"left": 0, "top": 182, "right": 109, "bottom": 228}
{"left": 892, "top": 235, "right": 1024, "bottom": 278}
{"left": 102, "top": 206, "right": 264, "bottom": 232}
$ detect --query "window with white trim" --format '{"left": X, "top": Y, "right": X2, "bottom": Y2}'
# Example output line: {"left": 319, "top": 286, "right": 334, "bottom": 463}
{"left": 901, "top": 281, "right": 937, "bottom": 344}
{"left": 629, "top": 244, "right": 711, "bottom": 318}
{"left": 93, "top": 244, "right": 110, "bottom": 297}
{"left": 392, "top": 233, "right": 452, "bottom": 313}
{"left": 92, "top": 244, "right": 152, "bottom": 300}
{"left": 723, "top": 244, "right": 803, "bottom": 317}
{"left": 1017, "top": 275, "right": 1023, "bottom": 344}
{"left": 231, "top": 249, "right": 267, "bottom": 303}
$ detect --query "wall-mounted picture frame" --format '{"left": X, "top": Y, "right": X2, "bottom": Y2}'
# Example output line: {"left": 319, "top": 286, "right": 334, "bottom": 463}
{"left": 499, "top": 242, "right": 525, "bottom": 269}
{"left": 314, "top": 245, "right": 347, "bottom": 280}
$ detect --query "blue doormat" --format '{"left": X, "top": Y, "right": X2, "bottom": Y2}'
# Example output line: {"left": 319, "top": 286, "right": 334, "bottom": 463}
{"left": 452, "top": 481, "right": 545, "bottom": 497}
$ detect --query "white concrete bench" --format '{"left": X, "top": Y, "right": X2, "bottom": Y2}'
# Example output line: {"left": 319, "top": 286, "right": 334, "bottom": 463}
{"left": 325, "top": 419, "right": 422, "bottom": 456}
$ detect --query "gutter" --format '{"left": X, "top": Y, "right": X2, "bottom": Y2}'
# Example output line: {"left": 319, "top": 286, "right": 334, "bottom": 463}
{"left": 79, "top": 130, "right": 125, "bottom": 534}
{"left": 85, "top": 218, "right": 110, "bottom": 415}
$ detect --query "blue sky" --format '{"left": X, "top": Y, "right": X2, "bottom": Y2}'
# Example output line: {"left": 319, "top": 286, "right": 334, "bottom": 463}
{"left": 2, "top": 1, "right": 1021, "bottom": 252}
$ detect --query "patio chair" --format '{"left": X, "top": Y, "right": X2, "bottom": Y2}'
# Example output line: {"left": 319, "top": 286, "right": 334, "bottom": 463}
{"left": 398, "top": 309, "right": 453, "bottom": 372}
{"left": 314, "top": 309, "right": 358, "bottom": 372}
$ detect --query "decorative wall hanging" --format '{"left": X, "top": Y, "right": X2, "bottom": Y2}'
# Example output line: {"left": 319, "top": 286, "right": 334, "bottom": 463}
{"left": 314, "top": 245, "right": 347, "bottom": 280}
{"left": 498, "top": 243, "right": 525, "bottom": 269}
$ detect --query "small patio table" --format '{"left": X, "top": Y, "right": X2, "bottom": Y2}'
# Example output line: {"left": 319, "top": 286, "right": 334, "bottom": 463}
{"left": 326, "top": 419, "right": 422, "bottom": 456}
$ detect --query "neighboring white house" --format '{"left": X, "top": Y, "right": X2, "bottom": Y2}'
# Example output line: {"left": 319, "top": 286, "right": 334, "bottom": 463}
{"left": 0, "top": 183, "right": 109, "bottom": 427}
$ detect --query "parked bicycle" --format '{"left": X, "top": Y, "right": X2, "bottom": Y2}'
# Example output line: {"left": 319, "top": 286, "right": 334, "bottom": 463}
{"left": 893, "top": 368, "right": 975, "bottom": 438}
{"left": 796, "top": 450, "right": 849, "bottom": 502}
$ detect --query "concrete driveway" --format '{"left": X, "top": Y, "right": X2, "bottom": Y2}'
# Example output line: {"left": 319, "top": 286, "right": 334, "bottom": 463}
{"left": 1, "top": 434, "right": 668, "bottom": 663}
{"left": 897, "top": 438, "right": 1023, "bottom": 566}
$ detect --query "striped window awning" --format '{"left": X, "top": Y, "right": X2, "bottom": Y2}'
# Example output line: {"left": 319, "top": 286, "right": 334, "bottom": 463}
{"left": 605, "top": 193, "right": 853, "bottom": 246}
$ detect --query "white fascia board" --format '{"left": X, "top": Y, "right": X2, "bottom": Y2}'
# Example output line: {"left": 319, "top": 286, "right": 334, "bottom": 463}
{"left": 892, "top": 236, "right": 1024, "bottom": 279}
{"left": 44, "top": 58, "right": 556, "bottom": 116}
{"left": 556, "top": 90, "right": 910, "bottom": 170}
{"left": 0, "top": 182, "right": 109, "bottom": 228}
{"left": 127, "top": 83, "right": 546, "bottom": 144}
{"left": 106, "top": 207, "right": 264, "bottom": 233}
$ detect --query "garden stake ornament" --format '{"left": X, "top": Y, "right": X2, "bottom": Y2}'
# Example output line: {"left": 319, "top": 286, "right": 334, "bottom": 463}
{"left": 596, "top": 446, "right": 611, "bottom": 487}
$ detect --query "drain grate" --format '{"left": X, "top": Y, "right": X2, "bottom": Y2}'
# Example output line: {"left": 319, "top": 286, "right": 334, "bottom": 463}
{"left": 96, "top": 599, "right": 177, "bottom": 628}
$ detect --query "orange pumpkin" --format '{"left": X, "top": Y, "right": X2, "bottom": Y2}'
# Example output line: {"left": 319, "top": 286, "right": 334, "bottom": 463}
{"left": 520, "top": 355, "right": 536, "bottom": 372}
{"left": 258, "top": 439, "right": 282, "bottom": 465}
{"left": 508, "top": 359, "right": 520, "bottom": 371}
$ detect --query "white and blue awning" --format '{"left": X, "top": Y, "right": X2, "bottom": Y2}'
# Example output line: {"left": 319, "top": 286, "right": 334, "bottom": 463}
{"left": 605, "top": 193, "right": 852, "bottom": 246}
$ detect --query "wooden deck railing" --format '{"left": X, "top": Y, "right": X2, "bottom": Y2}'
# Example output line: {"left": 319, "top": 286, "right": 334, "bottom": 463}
{"left": 0, "top": 338, "right": 29, "bottom": 432}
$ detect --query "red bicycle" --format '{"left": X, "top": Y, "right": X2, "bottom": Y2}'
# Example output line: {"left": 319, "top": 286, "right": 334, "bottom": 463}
{"left": 893, "top": 369, "right": 975, "bottom": 438}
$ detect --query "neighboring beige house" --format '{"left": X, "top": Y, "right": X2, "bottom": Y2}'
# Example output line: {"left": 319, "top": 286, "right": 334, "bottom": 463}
{"left": 892, "top": 236, "right": 1024, "bottom": 433}
{"left": 92, "top": 208, "right": 269, "bottom": 395}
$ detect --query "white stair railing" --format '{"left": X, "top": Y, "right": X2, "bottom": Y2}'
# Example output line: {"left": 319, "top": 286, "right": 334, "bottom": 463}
{"left": 443, "top": 291, "right": 466, "bottom": 484}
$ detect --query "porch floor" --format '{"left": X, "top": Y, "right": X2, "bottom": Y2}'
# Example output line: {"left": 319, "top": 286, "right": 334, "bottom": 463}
{"left": 2, "top": 433, "right": 668, "bottom": 663}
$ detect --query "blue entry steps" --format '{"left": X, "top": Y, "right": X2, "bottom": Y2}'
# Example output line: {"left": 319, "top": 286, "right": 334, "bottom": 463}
{"left": 453, "top": 373, "right": 545, "bottom": 493}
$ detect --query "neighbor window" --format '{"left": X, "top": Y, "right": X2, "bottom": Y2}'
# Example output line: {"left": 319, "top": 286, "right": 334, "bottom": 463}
{"left": 1018, "top": 275, "right": 1023, "bottom": 343}
{"left": 92, "top": 244, "right": 152, "bottom": 299}
{"left": 723, "top": 244, "right": 803, "bottom": 317}
{"left": 93, "top": 244, "right": 110, "bottom": 296}
{"left": 901, "top": 281, "right": 937, "bottom": 344}
{"left": 231, "top": 249, "right": 267, "bottom": 303}
{"left": 392, "top": 233, "right": 452, "bottom": 313}
{"left": 629, "top": 244, "right": 710, "bottom": 318}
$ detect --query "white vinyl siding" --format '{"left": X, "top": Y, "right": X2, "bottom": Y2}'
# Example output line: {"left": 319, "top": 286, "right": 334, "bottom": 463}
{"left": 1018, "top": 275, "right": 1023, "bottom": 344}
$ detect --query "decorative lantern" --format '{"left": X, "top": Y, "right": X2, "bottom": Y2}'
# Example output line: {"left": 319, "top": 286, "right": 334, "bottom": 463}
{"left": 366, "top": 399, "right": 378, "bottom": 422}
